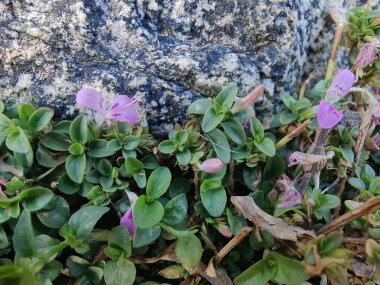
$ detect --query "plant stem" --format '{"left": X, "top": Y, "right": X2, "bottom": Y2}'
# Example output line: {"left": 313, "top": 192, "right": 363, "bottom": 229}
{"left": 33, "top": 242, "right": 68, "bottom": 272}
{"left": 317, "top": 196, "right": 380, "bottom": 235}
{"left": 325, "top": 23, "right": 343, "bottom": 80}
{"left": 275, "top": 120, "right": 310, "bottom": 150}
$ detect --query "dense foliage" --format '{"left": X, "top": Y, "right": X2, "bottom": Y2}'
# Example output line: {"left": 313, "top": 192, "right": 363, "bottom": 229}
{"left": 0, "top": 6, "right": 379, "bottom": 285}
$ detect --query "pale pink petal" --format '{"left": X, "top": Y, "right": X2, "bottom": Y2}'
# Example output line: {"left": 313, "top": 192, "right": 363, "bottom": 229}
{"left": 120, "top": 207, "right": 136, "bottom": 237}
{"left": 317, "top": 99, "right": 343, "bottom": 129}
{"left": 276, "top": 187, "right": 302, "bottom": 208}
{"left": 355, "top": 43, "right": 376, "bottom": 68}
{"left": 325, "top": 69, "right": 355, "bottom": 103}
{"left": 76, "top": 88, "right": 105, "bottom": 114}
{"left": 107, "top": 95, "right": 138, "bottom": 123}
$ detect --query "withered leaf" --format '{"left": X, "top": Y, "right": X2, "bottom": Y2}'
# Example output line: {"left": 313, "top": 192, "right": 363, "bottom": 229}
{"left": 231, "top": 196, "right": 315, "bottom": 241}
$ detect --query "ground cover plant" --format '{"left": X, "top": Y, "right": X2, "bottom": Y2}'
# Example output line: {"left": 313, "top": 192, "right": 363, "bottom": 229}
{"left": 0, "top": 6, "right": 379, "bottom": 285}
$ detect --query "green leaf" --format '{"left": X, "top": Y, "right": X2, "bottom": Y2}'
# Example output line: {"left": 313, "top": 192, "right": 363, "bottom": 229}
{"left": 158, "top": 140, "right": 177, "bottom": 154}
{"left": 87, "top": 139, "right": 116, "bottom": 158}
{"left": 68, "top": 143, "right": 85, "bottom": 156}
{"left": 254, "top": 137, "right": 275, "bottom": 157}
{"left": 200, "top": 182, "right": 227, "bottom": 217}
{"left": 133, "top": 225, "right": 161, "bottom": 248}
{"left": 263, "top": 154, "right": 285, "bottom": 180}
{"left": 215, "top": 85, "right": 238, "bottom": 108}
{"left": 163, "top": 194, "right": 188, "bottom": 225}
{"left": 0, "top": 225, "right": 8, "bottom": 249}
{"left": 208, "top": 128, "right": 230, "bottom": 163}
{"left": 319, "top": 194, "right": 340, "bottom": 209}
{"left": 6, "top": 127, "right": 30, "bottom": 153}
{"left": 28, "top": 107, "right": 54, "bottom": 131}
{"left": 66, "top": 256, "right": 90, "bottom": 278}
{"left": 281, "top": 95, "right": 296, "bottom": 109}
{"left": 269, "top": 252, "right": 308, "bottom": 284}
{"left": 175, "top": 232, "right": 203, "bottom": 268}
{"left": 202, "top": 107, "right": 225, "bottom": 133}
{"left": 19, "top": 187, "right": 54, "bottom": 211}
{"left": 348, "top": 177, "right": 366, "bottom": 190}
{"left": 0, "top": 264, "right": 23, "bottom": 285}
{"left": 132, "top": 169, "right": 146, "bottom": 189}
{"left": 124, "top": 157, "right": 144, "bottom": 174}
{"left": 146, "top": 167, "right": 172, "bottom": 199}
{"left": 18, "top": 104, "right": 35, "bottom": 122}
{"left": 104, "top": 259, "right": 136, "bottom": 285}
{"left": 234, "top": 259, "right": 275, "bottom": 285}
{"left": 141, "top": 155, "right": 160, "bottom": 169}
{"left": 226, "top": 208, "right": 247, "bottom": 236}
{"left": 188, "top": 99, "right": 213, "bottom": 114}
{"left": 176, "top": 149, "right": 191, "bottom": 165}
{"left": 41, "top": 132, "right": 71, "bottom": 151}
{"left": 279, "top": 111, "right": 297, "bottom": 124}
{"left": 66, "top": 154, "right": 86, "bottom": 184}
{"left": 14, "top": 147, "right": 34, "bottom": 167}
{"left": 36, "top": 145, "right": 67, "bottom": 168}
{"left": 222, "top": 117, "right": 246, "bottom": 144}
{"left": 37, "top": 196, "right": 70, "bottom": 228}
{"left": 133, "top": 195, "right": 164, "bottom": 229}
{"left": 123, "top": 135, "right": 140, "bottom": 150}
{"left": 175, "top": 130, "right": 189, "bottom": 145}
{"left": 13, "top": 209, "right": 36, "bottom": 258}
{"left": 249, "top": 117, "right": 264, "bottom": 141}
{"left": 69, "top": 115, "right": 88, "bottom": 144}
{"left": 67, "top": 206, "right": 109, "bottom": 240}
{"left": 58, "top": 173, "right": 80, "bottom": 194}
{"left": 108, "top": 226, "right": 132, "bottom": 258}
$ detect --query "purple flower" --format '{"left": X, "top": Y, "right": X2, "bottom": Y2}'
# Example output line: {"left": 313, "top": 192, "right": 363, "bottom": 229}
{"left": 324, "top": 69, "right": 355, "bottom": 103}
{"left": 317, "top": 99, "right": 343, "bottom": 129}
{"left": 197, "top": 158, "right": 224, "bottom": 173}
{"left": 76, "top": 88, "right": 138, "bottom": 123}
{"left": 120, "top": 207, "right": 136, "bottom": 237}
{"left": 276, "top": 187, "right": 302, "bottom": 208}
{"left": 355, "top": 43, "right": 376, "bottom": 68}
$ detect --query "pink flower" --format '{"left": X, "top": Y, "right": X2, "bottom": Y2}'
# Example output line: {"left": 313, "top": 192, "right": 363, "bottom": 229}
{"left": 324, "top": 69, "right": 355, "bottom": 103}
{"left": 276, "top": 187, "right": 302, "bottom": 208}
{"left": 317, "top": 99, "right": 343, "bottom": 129}
{"left": 197, "top": 158, "right": 224, "bottom": 173}
{"left": 76, "top": 88, "right": 138, "bottom": 123}
{"left": 355, "top": 43, "right": 376, "bottom": 68}
{"left": 120, "top": 207, "right": 136, "bottom": 237}
{"left": 231, "top": 85, "right": 264, "bottom": 113}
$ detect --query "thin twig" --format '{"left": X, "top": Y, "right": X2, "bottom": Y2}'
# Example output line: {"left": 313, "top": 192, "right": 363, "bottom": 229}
{"left": 325, "top": 23, "right": 343, "bottom": 80}
{"left": 275, "top": 120, "right": 310, "bottom": 150}
{"left": 213, "top": 226, "right": 252, "bottom": 266}
{"left": 317, "top": 196, "right": 380, "bottom": 235}
{"left": 342, "top": 237, "right": 369, "bottom": 245}
{"left": 333, "top": 178, "right": 347, "bottom": 218}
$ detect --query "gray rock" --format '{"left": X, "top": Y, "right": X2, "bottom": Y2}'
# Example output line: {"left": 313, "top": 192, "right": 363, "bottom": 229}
{"left": 0, "top": 0, "right": 361, "bottom": 130}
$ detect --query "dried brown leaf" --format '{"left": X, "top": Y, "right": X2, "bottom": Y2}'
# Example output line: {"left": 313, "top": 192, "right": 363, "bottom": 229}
{"left": 231, "top": 196, "right": 315, "bottom": 241}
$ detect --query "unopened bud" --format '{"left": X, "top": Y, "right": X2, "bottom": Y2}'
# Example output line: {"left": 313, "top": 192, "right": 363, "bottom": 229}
{"left": 268, "top": 189, "right": 278, "bottom": 202}
{"left": 216, "top": 224, "right": 233, "bottom": 238}
{"left": 197, "top": 158, "right": 224, "bottom": 173}
{"left": 231, "top": 85, "right": 264, "bottom": 114}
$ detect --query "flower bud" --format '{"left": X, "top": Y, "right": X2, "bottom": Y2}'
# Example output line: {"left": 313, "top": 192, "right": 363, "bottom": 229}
{"left": 197, "top": 158, "right": 224, "bottom": 173}
{"left": 355, "top": 43, "right": 376, "bottom": 68}
{"left": 120, "top": 207, "right": 136, "bottom": 237}
{"left": 268, "top": 189, "right": 278, "bottom": 202}
{"left": 231, "top": 85, "right": 264, "bottom": 114}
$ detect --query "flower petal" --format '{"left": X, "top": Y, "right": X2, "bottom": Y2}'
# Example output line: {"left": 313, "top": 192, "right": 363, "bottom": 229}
{"left": 276, "top": 187, "right": 301, "bottom": 208}
{"left": 355, "top": 43, "right": 376, "bottom": 68}
{"left": 317, "top": 99, "right": 343, "bottom": 129}
{"left": 76, "top": 88, "right": 105, "bottom": 114}
{"left": 120, "top": 207, "right": 136, "bottom": 237}
{"left": 325, "top": 69, "right": 355, "bottom": 103}
{"left": 107, "top": 95, "right": 138, "bottom": 123}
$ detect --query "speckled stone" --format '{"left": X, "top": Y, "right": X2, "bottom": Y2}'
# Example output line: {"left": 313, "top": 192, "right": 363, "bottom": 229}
{"left": 0, "top": 0, "right": 362, "bottom": 130}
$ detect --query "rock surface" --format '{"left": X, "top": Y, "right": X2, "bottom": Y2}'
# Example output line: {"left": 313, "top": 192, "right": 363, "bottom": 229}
{"left": 0, "top": 0, "right": 362, "bottom": 130}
